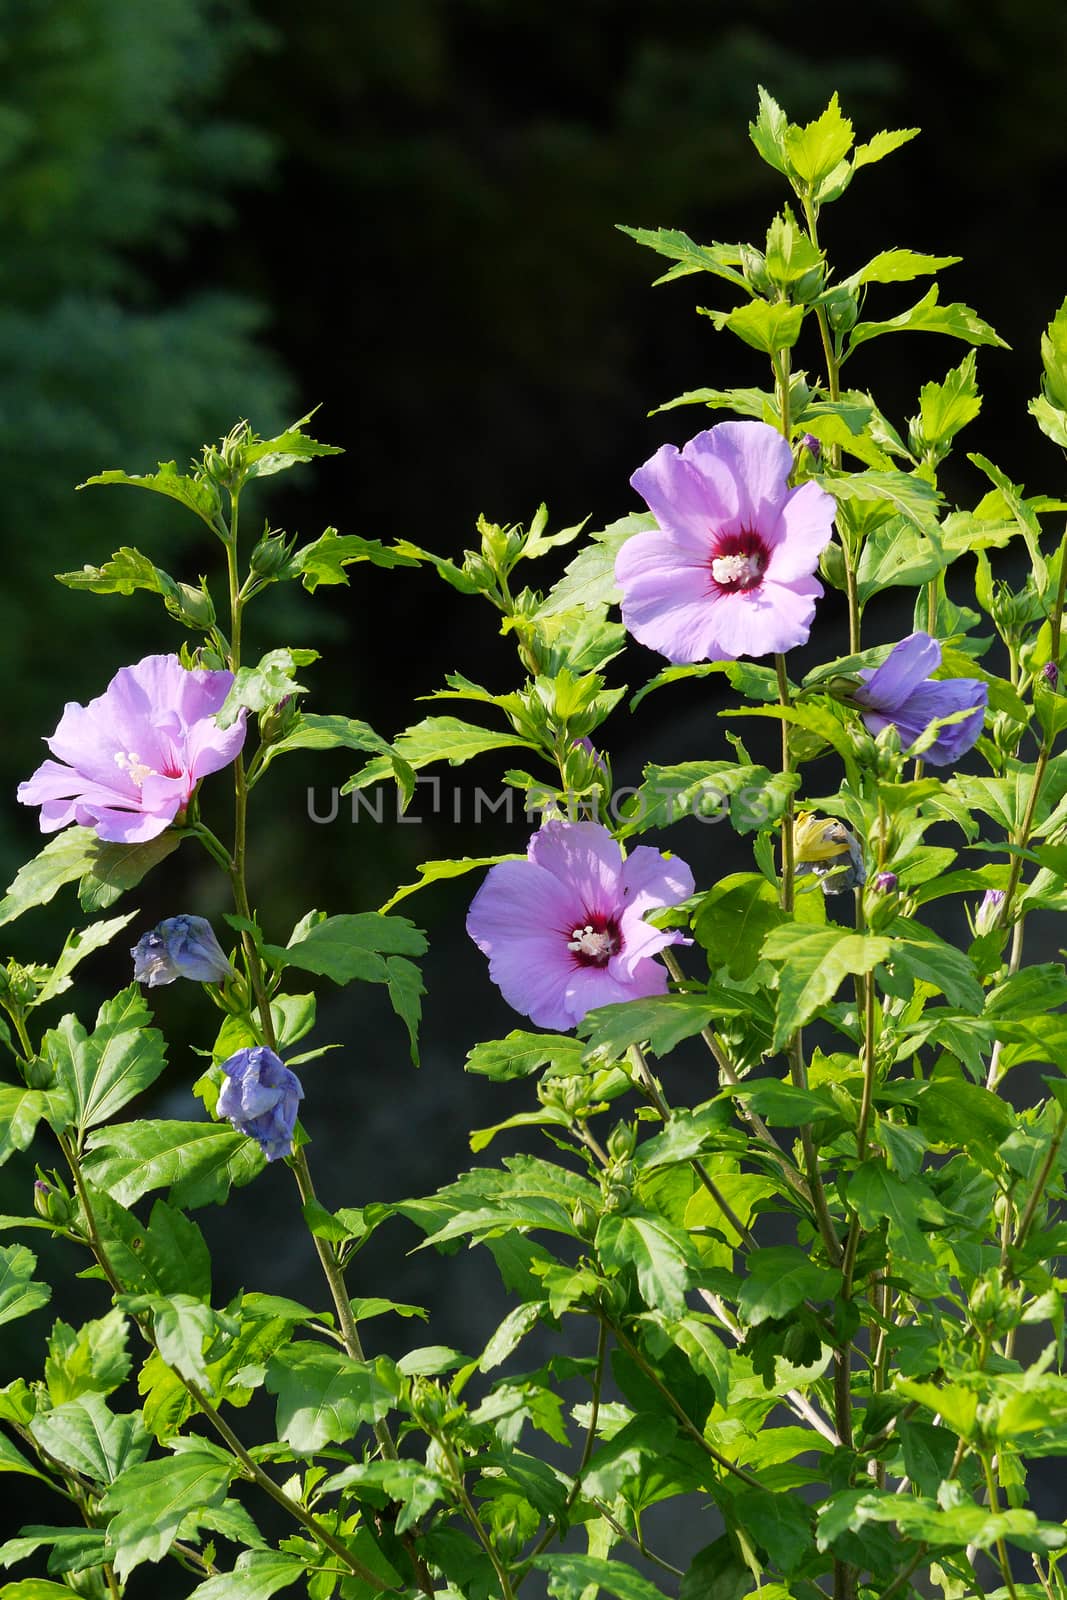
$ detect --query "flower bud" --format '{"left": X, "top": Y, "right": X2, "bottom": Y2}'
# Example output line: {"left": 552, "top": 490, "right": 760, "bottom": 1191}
{"left": 33, "top": 1176, "right": 72, "bottom": 1226}
{"left": 739, "top": 245, "right": 772, "bottom": 296}
{"left": 800, "top": 433, "right": 821, "bottom": 460}
{"left": 973, "top": 888, "right": 1007, "bottom": 938}
{"left": 1044, "top": 661, "right": 1060, "bottom": 688}
{"left": 250, "top": 529, "right": 295, "bottom": 578}
{"left": 258, "top": 695, "right": 298, "bottom": 747}
{"left": 824, "top": 287, "right": 858, "bottom": 333}
{"left": 874, "top": 872, "right": 898, "bottom": 893}
{"left": 164, "top": 582, "right": 216, "bottom": 631}
{"left": 607, "top": 1122, "right": 637, "bottom": 1162}
{"left": 571, "top": 1199, "right": 597, "bottom": 1239}
{"left": 132, "top": 916, "right": 236, "bottom": 988}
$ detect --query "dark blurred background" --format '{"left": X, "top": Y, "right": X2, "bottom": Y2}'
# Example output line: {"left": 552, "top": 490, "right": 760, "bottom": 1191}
{"left": 1, "top": 0, "right": 1066, "bottom": 1586}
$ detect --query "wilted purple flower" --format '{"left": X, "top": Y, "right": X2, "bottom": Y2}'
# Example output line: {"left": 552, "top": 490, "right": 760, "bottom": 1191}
{"left": 217, "top": 1046, "right": 303, "bottom": 1161}
{"left": 974, "top": 888, "right": 1007, "bottom": 937}
{"left": 131, "top": 916, "right": 235, "bottom": 987}
{"left": 18, "top": 655, "right": 245, "bottom": 844}
{"left": 615, "top": 421, "right": 836, "bottom": 663}
{"left": 466, "top": 820, "right": 694, "bottom": 1030}
{"left": 874, "top": 871, "right": 898, "bottom": 893}
{"left": 853, "top": 633, "right": 987, "bottom": 767}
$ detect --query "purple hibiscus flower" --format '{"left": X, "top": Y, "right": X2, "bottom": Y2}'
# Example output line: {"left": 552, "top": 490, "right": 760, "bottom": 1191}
{"left": 466, "top": 819, "right": 694, "bottom": 1030}
{"left": 615, "top": 420, "right": 836, "bottom": 663}
{"left": 853, "top": 633, "right": 987, "bottom": 767}
{"left": 217, "top": 1046, "right": 304, "bottom": 1161}
{"left": 131, "top": 915, "right": 236, "bottom": 987}
{"left": 18, "top": 655, "right": 246, "bottom": 843}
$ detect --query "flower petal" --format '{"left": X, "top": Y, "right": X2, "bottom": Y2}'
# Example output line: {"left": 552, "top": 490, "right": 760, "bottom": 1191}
{"left": 856, "top": 632, "right": 942, "bottom": 712}
{"left": 691, "top": 421, "right": 794, "bottom": 527}
{"left": 631, "top": 437, "right": 739, "bottom": 546}
{"left": 698, "top": 575, "right": 822, "bottom": 660}
{"left": 764, "top": 480, "right": 837, "bottom": 582}
{"left": 615, "top": 533, "right": 727, "bottom": 663}
{"left": 620, "top": 846, "right": 695, "bottom": 919}
{"left": 527, "top": 820, "right": 624, "bottom": 919}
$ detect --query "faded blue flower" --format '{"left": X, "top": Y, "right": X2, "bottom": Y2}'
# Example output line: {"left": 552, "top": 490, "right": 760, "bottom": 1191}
{"left": 854, "top": 633, "right": 986, "bottom": 767}
{"left": 131, "top": 915, "right": 236, "bottom": 987}
{"left": 794, "top": 812, "right": 866, "bottom": 895}
{"left": 217, "top": 1046, "right": 303, "bottom": 1161}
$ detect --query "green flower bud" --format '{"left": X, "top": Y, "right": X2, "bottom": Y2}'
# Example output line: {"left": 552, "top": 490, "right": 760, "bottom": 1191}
{"left": 33, "top": 1176, "right": 73, "bottom": 1226}
{"left": 607, "top": 1122, "right": 637, "bottom": 1162}
{"left": 258, "top": 696, "right": 298, "bottom": 747}
{"left": 823, "top": 287, "right": 859, "bottom": 333}
{"left": 739, "top": 245, "right": 772, "bottom": 296}
{"left": 165, "top": 582, "right": 216, "bottom": 631}
{"left": 571, "top": 1199, "right": 598, "bottom": 1239}
{"left": 250, "top": 529, "right": 296, "bottom": 578}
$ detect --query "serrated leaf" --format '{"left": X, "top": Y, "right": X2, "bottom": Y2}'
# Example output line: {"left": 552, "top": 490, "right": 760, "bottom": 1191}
{"left": 694, "top": 873, "right": 783, "bottom": 980}
{"left": 217, "top": 646, "right": 318, "bottom": 728}
{"left": 277, "top": 912, "right": 426, "bottom": 985}
{"left": 532, "top": 1552, "right": 667, "bottom": 1600}
{"left": 100, "top": 1452, "right": 234, "bottom": 1580}
{"left": 76, "top": 831, "right": 184, "bottom": 914}
{"left": 782, "top": 93, "right": 853, "bottom": 186}
{"left": 618, "top": 760, "right": 797, "bottom": 837}
{"left": 33, "top": 915, "right": 138, "bottom": 1008}
{"left": 285, "top": 527, "right": 418, "bottom": 591}
{"left": 183, "top": 1551, "right": 308, "bottom": 1600}
{"left": 44, "top": 986, "right": 167, "bottom": 1134}
{"left": 265, "top": 1343, "right": 399, "bottom": 1453}
{"left": 77, "top": 462, "right": 221, "bottom": 532}
{"left": 0, "top": 1087, "right": 63, "bottom": 1167}
{"left": 848, "top": 285, "right": 1008, "bottom": 356}
{"left": 253, "top": 713, "right": 397, "bottom": 781}
{"left": 0, "top": 1246, "right": 50, "bottom": 1329}
{"left": 379, "top": 855, "right": 521, "bottom": 915}
{"left": 83, "top": 1119, "right": 264, "bottom": 1209}
{"left": 850, "top": 249, "right": 960, "bottom": 286}
{"left": 0, "top": 831, "right": 106, "bottom": 927}
{"left": 44, "top": 1307, "right": 130, "bottom": 1404}
{"left": 851, "top": 126, "right": 920, "bottom": 171}
{"left": 580, "top": 993, "right": 749, "bottom": 1063}
{"left": 762, "top": 924, "right": 892, "bottom": 1049}
{"left": 465, "top": 1031, "right": 585, "bottom": 1082}
{"left": 615, "top": 225, "right": 747, "bottom": 289}
{"left": 30, "top": 1394, "right": 149, "bottom": 1485}
{"left": 240, "top": 411, "right": 343, "bottom": 480}
{"left": 596, "top": 1211, "right": 697, "bottom": 1318}
{"left": 702, "top": 299, "right": 804, "bottom": 355}
{"left": 737, "top": 1245, "right": 842, "bottom": 1325}
{"left": 539, "top": 514, "right": 653, "bottom": 616}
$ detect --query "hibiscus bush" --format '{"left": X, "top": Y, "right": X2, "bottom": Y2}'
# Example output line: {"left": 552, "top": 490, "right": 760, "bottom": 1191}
{"left": 4, "top": 86, "right": 1067, "bottom": 1600}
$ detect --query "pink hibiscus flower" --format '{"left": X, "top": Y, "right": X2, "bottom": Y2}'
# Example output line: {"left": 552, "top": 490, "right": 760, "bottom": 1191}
{"left": 18, "top": 654, "right": 246, "bottom": 844}
{"left": 466, "top": 820, "right": 694, "bottom": 1030}
{"left": 615, "top": 420, "right": 836, "bottom": 662}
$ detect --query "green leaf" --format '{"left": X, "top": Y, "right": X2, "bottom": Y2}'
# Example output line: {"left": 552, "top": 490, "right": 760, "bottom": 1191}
{"left": 76, "top": 831, "right": 183, "bottom": 914}
{"left": 762, "top": 924, "right": 892, "bottom": 1050}
{"left": 278, "top": 912, "right": 426, "bottom": 985}
{"left": 183, "top": 1551, "right": 308, "bottom": 1600}
{"left": 887, "top": 920, "right": 984, "bottom": 1011}
{"left": 56, "top": 545, "right": 172, "bottom": 597}
{"left": 100, "top": 1451, "right": 234, "bottom": 1580}
{"left": 0, "top": 1582, "right": 84, "bottom": 1597}
{"left": 89, "top": 1191, "right": 211, "bottom": 1299}
{"left": 748, "top": 85, "right": 791, "bottom": 176}
{"left": 217, "top": 646, "right": 319, "bottom": 729}
{"left": 783, "top": 93, "right": 854, "bottom": 186}
{"left": 693, "top": 874, "right": 783, "bottom": 980}
{"left": 43, "top": 1307, "right": 130, "bottom": 1403}
{"left": 33, "top": 916, "right": 138, "bottom": 1008}
{"left": 253, "top": 713, "right": 397, "bottom": 781}
{"left": 1038, "top": 294, "right": 1067, "bottom": 412}
{"left": 539, "top": 514, "right": 653, "bottom": 616}
{"left": 239, "top": 410, "right": 343, "bottom": 480}
{"left": 78, "top": 461, "right": 221, "bottom": 532}
{"left": 44, "top": 985, "right": 167, "bottom": 1134}
{"left": 0, "top": 830, "right": 106, "bottom": 926}
{"left": 0, "top": 1246, "right": 50, "bottom": 1328}
{"left": 343, "top": 715, "right": 536, "bottom": 791}
{"left": 83, "top": 1119, "right": 265, "bottom": 1209}
{"left": 850, "top": 249, "right": 960, "bottom": 286}
{"left": 142, "top": 1294, "right": 221, "bottom": 1385}
{"left": 619, "top": 760, "right": 797, "bottom": 837}
{"left": 615, "top": 225, "right": 747, "bottom": 289}
{"left": 0, "top": 1087, "right": 63, "bottom": 1168}
{"left": 379, "top": 855, "right": 521, "bottom": 915}
{"left": 912, "top": 350, "right": 981, "bottom": 457}
{"left": 265, "top": 1343, "right": 399, "bottom": 1453}
{"left": 851, "top": 126, "right": 920, "bottom": 172}
{"left": 737, "top": 1245, "right": 842, "bottom": 1325}
{"left": 0, "top": 1433, "right": 50, "bottom": 1484}
{"left": 580, "top": 993, "right": 750, "bottom": 1063}
{"left": 846, "top": 1160, "right": 939, "bottom": 1264}
{"left": 595, "top": 1212, "right": 697, "bottom": 1318}
{"left": 967, "top": 454, "right": 1049, "bottom": 590}
{"left": 703, "top": 299, "right": 804, "bottom": 355}
{"left": 733, "top": 1487, "right": 813, "bottom": 1573}
{"left": 848, "top": 285, "right": 1008, "bottom": 356}
{"left": 386, "top": 955, "right": 424, "bottom": 1066}
{"left": 532, "top": 1552, "right": 667, "bottom": 1600}
{"left": 30, "top": 1394, "right": 149, "bottom": 1485}
{"left": 286, "top": 528, "right": 419, "bottom": 591}
{"left": 827, "top": 470, "right": 941, "bottom": 534}
{"left": 465, "top": 1031, "right": 585, "bottom": 1082}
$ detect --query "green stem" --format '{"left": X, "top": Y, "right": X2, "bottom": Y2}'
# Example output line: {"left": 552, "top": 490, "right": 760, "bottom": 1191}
{"left": 627, "top": 1044, "right": 756, "bottom": 1248}
{"left": 290, "top": 1147, "right": 399, "bottom": 1461}
{"left": 775, "top": 654, "right": 795, "bottom": 915}
{"left": 440, "top": 1436, "right": 517, "bottom": 1600}
{"left": 982, "top": 1451, "right": 1020, "bottom": 1600}
{"left": 59, "top": 1137, "right": 389, "bottom": 1587}
{"left": 608, "top": 1320, "right": 763, "bottom": 1490}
